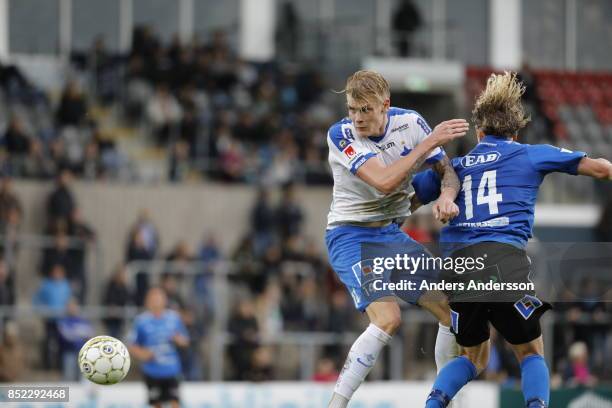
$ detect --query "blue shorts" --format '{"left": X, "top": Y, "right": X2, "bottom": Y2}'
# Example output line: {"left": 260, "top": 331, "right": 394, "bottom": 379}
{"left": 325, "top": 223, "right": 441, "bottom": 312}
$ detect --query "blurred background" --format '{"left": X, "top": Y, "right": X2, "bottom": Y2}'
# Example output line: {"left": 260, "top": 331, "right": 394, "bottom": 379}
{"left": 0, "top": 0, "right": 611, "bottom": 406}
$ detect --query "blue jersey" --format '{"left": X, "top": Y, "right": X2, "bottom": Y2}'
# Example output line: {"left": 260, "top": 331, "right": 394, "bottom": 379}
{"left": 412, "top": 135, "right": 586, "bottom": 253}
{"left": 128, "top": 310, "right": 188, "bottom": 378}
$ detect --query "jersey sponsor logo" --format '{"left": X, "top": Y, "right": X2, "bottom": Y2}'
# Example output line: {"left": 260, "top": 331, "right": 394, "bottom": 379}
{"left": 377, "top": 141, "right": 396, "bottom": 151}
{"left": 343, "top": 145, "right": 357, "bottom": 159}
{"left": 400, "top": 146, "right": 412, "bottom": 157}
{"left": 455, "top": 217, "right": 509, "bottom": 228}
{"left": 339, "top": 139, "right": 348, "bottom": 148}
{"left": 461, "top": 152, "right": 501, "bottom": 168}
{"left": 391, "top": 123, "right": 410, "bottom": 133}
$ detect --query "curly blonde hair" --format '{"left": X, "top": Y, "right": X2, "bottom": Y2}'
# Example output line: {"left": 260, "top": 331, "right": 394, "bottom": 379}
{"left": 472, "top": 71, "right": 530, "bottom": 138}
{"left": 342, "top": 70, "right": 390, "bottom": 105}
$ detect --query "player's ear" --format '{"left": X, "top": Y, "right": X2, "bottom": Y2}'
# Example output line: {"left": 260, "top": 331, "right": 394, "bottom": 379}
{"left": 382, "top": 98, "right": 390, "bottom": 113}
{"left": 476, "top": 129, "right": 485, "bottom": 141}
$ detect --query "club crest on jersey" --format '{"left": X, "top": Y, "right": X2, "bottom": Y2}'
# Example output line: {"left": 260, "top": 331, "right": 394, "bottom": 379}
{"left": 461, "top": 152, "right": 501, "bottom": 168}
{"left": 343, "top": 145, "right": 357, "bottom": 159}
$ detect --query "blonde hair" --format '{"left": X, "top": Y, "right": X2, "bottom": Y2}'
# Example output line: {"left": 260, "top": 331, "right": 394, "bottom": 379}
{"left": 472, "top": 71, "right": 530, "bottom": 138}
{"left": 342, "top": 70, "right": 390, "bottom": 105}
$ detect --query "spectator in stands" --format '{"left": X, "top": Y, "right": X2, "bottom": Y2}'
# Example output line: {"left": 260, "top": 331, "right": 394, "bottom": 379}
{"left": 168, "top": 140, "right": 190, "bottom": 182}
{"left": 103, "top": 265, "right": 132, "bottom": 339}
{"left": 160, "top": 273, "right": 185, "bottom": 311}
{"left": 0, "top": 257, "right": 15, "bottom": 307}
{"left": 56, "top": 80, "right": 88, "bottom": 128}
{"left": 312, "top": 357, "right": 339, "bottom": 382}
{"left": 22, "top": 139, "right": 55, "bottom": 180}
{"left": 32, "top": 263, "right": 72, "bottom": 369}
{"left": 228, "top": 299, "right": 259, "bottom": 380}
{"left": 147, "top": 84, "right": 182, "bottom": 145}
{"left": 391, "top": 0, "right": 422, "bottom": 56}
{"left": 65, "top": 208, "right": 95, "bottom": 301}
{"left": 0, "top": 321, "right": 24, "bottom": 381}
{"left": 46, "top": 169, "right": 76, "bottom": 228}
{"left": 276, "top": 183, "right": 303, "bottom": 240}
{"left": 40, "top": 231, "right": 72, "bottom": 277}
{"left": 3, "top": 115, "right": 31, "bottom": 156}
{"left": 57, "top": 298, "right": 94, "bottom": 381}
{"left": 0, "top": 183, "right": 21, "bottom": 265}
{"left": 563, "top": 342, "right": 598, "bottom": 387}
{"left": 126, "top": 213, "right": 158, "bottom": 305}
{"left": 245, "top": 346, "right": 274, "bottom": 382}
{"left": 251, "top": 188, "right": 275, "bottom": 255}
{"left": 275, "top": 1, "right": 301, "bottom": 62}
{"left": 194, "top": 233, "right": 221, "bottom": 315}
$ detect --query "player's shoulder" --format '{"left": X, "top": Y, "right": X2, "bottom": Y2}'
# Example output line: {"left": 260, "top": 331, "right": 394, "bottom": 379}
{"left": 134, "top": 311, "right": 152, "bottom": 326}
{"left": 163, "top": 309, "right": 181, "bottom": 321}
{"left": 327, "top": 117, "right": 355, "bottom": 150}
{"left": 388, "top": 107, "right": 432, "bottom": 134}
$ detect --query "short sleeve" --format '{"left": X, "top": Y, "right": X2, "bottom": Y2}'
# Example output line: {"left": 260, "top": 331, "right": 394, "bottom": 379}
{"left": 127, "top": 319, "right": 144, "bottom": 346}
{"left": 411, "top": 169, "right": 441, "bottom": 205}
{"left": 526, "top": 144, "right": 587, "bottom": 175}
{"left": 410, "top": 113, "right": 445, "bottom": 164}
{"left": 328, "top": 123, "right": 376, "bottom": 174}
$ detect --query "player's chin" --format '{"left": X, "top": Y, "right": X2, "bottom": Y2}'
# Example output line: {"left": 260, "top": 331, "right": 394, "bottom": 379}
{"left": 354, "top": 127, "right": 369, "bottom": 136}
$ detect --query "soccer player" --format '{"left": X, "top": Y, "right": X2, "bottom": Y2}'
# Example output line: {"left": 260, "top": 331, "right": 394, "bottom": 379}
{"left": 128, "top": 287, "right": 190, "bottom": 408}
{"left": 325, "top": 70, "right": 469, "bottom": 408}
{"left": 411, "top": 72, "right": 612, "bottom": 408}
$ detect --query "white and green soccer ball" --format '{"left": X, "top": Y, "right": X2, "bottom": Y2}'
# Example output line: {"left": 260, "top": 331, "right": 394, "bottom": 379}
{"left": 78, "top": 335, "right": 131, "bottom": 385}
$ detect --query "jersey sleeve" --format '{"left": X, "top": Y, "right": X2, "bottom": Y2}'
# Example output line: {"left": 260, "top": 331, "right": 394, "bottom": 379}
{"left": 127, "top": 319, "right": 144, "bottom": 346}
{"left": 411, "top": 169, "right": 441, "bottom": 205}
{"left": 327, "top": 124, "right": 376, "bottom": 174}
{"left": 410, "top": 113, "right": 446, "bottom": 164}
{"left": 526, "top": 144, "right": 587, "bottom": 175}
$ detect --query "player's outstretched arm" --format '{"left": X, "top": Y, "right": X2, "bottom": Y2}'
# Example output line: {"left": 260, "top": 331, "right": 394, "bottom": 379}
{"left": 356, "top": 119, "right": 469, "bottom": 194}
{"left": 128, "top": 344, "right": 154, "bottom": 361}
{"left": 577, "top": 157, "right": 612, "bottom": 180}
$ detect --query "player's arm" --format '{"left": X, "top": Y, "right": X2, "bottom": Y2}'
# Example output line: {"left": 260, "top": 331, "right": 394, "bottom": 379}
{"left": 356, "top": 119, "right": 469, "bottom": 194}
{"left": 172, "top": 317, "right": 190, "bottom": 348}
{"left": 127, "top": 324, "right": 154, "bottom": 361}
{"left": 577, "top": 157, "right": 612, "bottom": 180}
{"left": 410, "top": 169, "right": 441, "bottom": 212}
{"left": 129, "top": 344, "right": 154, "bottom": 361}
{"left": 528, "top": 144, "right": 611, "bottom": 181}
{"left": 431, "top": 155, "right": 460, "bottom": 222}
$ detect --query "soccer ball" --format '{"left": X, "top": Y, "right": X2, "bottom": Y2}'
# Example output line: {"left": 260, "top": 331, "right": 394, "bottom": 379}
{"left": 78, "top": 335, "right": 131, "bottom": 385}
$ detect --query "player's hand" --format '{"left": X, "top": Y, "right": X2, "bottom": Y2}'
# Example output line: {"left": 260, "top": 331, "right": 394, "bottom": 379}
{"left": 430, "top": 119, "right": 470, "bottom": 147}
{"left": 172, "top": 334, "right": 189, "bottom": 348}
{"left": 432, "top": 197, "right": 459, "bottom": 223}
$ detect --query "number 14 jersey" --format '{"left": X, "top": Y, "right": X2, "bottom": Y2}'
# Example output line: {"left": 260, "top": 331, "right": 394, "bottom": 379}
{"left": 412, "top": 135, "right": 586, "bottom": 253}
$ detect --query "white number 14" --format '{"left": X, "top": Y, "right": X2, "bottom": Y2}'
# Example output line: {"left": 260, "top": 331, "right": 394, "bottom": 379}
{"left": 462, "top": 170, "right": 503, "bottom": 220}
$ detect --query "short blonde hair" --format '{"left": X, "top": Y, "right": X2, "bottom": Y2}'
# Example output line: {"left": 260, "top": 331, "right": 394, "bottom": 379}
{"left": 343, "top": 70, "right": 390, "bottom": 105}
{"left": 472, "top": 71, "right": 530, "bottom": 138}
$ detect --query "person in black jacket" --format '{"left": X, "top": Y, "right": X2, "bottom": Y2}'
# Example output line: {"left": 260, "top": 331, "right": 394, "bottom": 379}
{"left": 103, "top": 265, "right": 133, "bottom": 338}
{"left": 391, "top": 0, "right": 422, "bottom": 57}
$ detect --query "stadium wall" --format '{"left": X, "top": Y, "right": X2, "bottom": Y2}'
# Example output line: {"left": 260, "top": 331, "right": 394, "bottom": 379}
{"left": 13, "top": 181, "right": 332, "bottom": 281}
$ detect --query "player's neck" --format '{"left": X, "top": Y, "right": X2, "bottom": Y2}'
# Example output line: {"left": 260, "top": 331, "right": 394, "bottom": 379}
{"left": 373, "top": 114, "right": 388, "bottom": 137}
